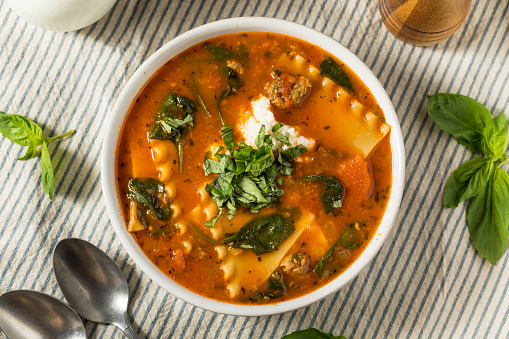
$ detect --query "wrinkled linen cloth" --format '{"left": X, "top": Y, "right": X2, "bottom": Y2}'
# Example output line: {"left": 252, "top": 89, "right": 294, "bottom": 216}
{"left": 0, "top": 0, "right": 507, "bottom": 338}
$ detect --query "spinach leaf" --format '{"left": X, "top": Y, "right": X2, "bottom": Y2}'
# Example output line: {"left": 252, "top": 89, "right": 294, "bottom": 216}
{"left": 281, "top": 328, "right": 347, "bottom": 339}
{"left": 300, "top": 175, "right": 344, "bottom": 214}
{"left": 149, "top": 93, "right": 194, "bottom": 172}
{"left": 313, "top": 238, "right": 341, "bottom": 278}
{"left": 259, "top": 271, "right": 286, "bottom": 299}
{"left": 223, "top": 214, "right": 295, "bottom": 255}
{"left": 205, "top": 45, "right": 248, "bottom": 61}
{"left": 466, "top": 168, "right": 509, "bottom": 265}
{"left": 482, "top": 113, "right": 508, "bottom": 160}
{"left": 127, "top": 178, "right": 172, "bottom": 221}
{"left": 216, "top": 67, "right": 243, "bottom": 125}
{"left": 320, "top": 56, "right": 354, "bottom": 93}
{"left": 0, "top": 111, "right": 74, "bottom": 199}
{"left": 427, "top": 94, "right": 492, "bottom": 154}
{"left": 276, "top": 206, "right": 302, "bottom": 223}
{"left": 189, "top": 214, "right": 296, "bottom": 255}
{"left": 340, "top": 222, "right": 366, "bottom": 249}
{"left": 314, "top": 222, "right": 366, "bottom": 277}
{"left": 443, "top": 157, "right": 492, "bottom": 208}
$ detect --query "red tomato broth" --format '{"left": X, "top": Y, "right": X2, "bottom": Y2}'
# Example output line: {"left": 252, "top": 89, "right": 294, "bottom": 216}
{"left": 116, "top": 32, "right": 392, "bottom": 304}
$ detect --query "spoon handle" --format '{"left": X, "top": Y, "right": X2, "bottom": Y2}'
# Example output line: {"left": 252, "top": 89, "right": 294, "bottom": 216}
{"left": 123, "top": 324, "right": 140, "bottom": 339}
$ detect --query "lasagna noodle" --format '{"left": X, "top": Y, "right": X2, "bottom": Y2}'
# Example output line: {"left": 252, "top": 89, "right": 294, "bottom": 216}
{"left": 218, "top": 210, "right": 315, "bottom": 297}
{"left": 277, "top": 52, "right": 390, "bottom": 159}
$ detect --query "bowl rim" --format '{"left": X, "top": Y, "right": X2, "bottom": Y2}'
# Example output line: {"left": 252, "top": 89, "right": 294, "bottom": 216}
{"left": 101, "top": 17, "right": 405, "bottom": 317}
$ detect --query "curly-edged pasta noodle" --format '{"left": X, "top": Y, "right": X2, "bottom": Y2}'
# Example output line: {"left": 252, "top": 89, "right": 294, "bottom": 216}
{"left": 150, "top": 139, "right": 175, "bottom": 182}
{"left": 219, "top": 210, "right": 315, "bottom": 298}
{"left": 277, "top": 51, "right": 390, "bottom": 159}
{"left": 174, "top": 221, "right": 186, "bottom": 235}
{"left": 182, "top": 241, "right": 192, "bottom": 254}
{"left": 170, "top": 203, "right": 181, "bottom": 219}
{"left": 127, "top": 201, "right": 145, "bottom": 232}
{"left": 277, "top": 52, "right": 321, "bottom": 82}
{"left": 164, "top": 183, "right": 176, "bottom": 200}
{"left": 203, "top": 201, "right": 219, "bottom": 221}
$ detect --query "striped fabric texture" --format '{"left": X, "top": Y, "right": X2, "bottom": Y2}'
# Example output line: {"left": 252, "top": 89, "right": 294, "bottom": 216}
{"left": 0, "top": 0, "right": 507, "bottom": 338}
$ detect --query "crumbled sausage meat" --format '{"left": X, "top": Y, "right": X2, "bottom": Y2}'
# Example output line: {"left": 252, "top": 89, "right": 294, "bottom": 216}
{"left": 226, "top": 60, "right": 244, "bottom": 74}
{"left": 265, "top": 71, "right": 312, "bottom": 109}
{"left": 280, "top": 253, "right": 309, "bottom": 275}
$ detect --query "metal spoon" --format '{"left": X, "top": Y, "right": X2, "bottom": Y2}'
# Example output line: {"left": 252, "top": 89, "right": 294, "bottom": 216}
{"left": 0, "top": 290, "right": 86, "bottom": 339}
{"left": 53, "top": 238, "right": 139, "bottom": 339}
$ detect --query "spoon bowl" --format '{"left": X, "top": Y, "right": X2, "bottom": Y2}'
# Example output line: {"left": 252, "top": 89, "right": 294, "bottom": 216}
{"left": 0, "top": 290, "right": 86, "bottom": 339}
{"left": 53, "top": 238, "right": 139, "bottom": 339}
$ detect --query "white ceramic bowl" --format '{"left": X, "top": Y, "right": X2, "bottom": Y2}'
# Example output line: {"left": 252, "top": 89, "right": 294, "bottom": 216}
{"left": 101, "top": 17, "right": 405, "bottom": 317}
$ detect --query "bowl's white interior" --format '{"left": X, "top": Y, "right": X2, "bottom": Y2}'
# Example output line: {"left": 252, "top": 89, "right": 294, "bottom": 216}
{"left": 101, "top": 17, "right": 405, "bottom": 317}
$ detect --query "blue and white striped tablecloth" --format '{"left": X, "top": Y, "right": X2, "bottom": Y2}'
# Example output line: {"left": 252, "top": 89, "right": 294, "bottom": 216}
{"left": 0, "top": 0, "right": 507, "bottom": 338}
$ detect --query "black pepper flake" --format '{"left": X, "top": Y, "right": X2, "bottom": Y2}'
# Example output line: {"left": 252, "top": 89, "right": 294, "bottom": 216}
{"left": 183, "top": 178, "right": 191, "bottom": 183}
{"left": 257, "top": 257, "right": 262, "bottom": 262}
{"left": 173, "top": 160, "right": 177, "bottom": 164}
{"left": 189, "top": 138, "right": 194, "bottom": 146}
{"left": 324, "top": 126, "right": 330, "bottom": 130}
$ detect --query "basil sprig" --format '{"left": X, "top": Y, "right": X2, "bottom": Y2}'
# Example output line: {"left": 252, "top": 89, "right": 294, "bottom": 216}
{"left": 281, "top": 328, "right": 347, "bottom": 339}
{"left": 428, "top": 93, "right": 509, "bottom": 264}
{"left": 203, "top": 125, "right": 307, "bottom": 227}
{"left": 0, "top": 112, "right": 74, "bottom": 200}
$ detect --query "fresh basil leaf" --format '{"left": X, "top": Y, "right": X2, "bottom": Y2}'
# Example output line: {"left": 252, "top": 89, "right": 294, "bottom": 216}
{"left": 224, "top": 214, "right": 295, "bottom": 255}
{"left": 205, "top": 208, "right": 222, "bottom": 228}
{"left": 280, "top": 145, "right": 308, "bottom": 162}
{"left": 482, "top": 113, "right": 508, "bottom": 159}
{"left": 40, "top": 142, "right": 54, "bottom": 200}
{"left": 17, "top": 143, "right": 39, "bottom": 161}
{"left": 320, "top": 57, "right": 354, "bottom": 93}
{"left": 255, "top": 125, "right": 266, "bottom": 149}
{"left": 466, "top": 167, "right": 509, "bottom": 264}
{"left": 205, "top": 125, "right": 302, "bottom": 221}
{"left": 0, "top": 112, "right": 43, "bottom": 146}
{"left": 427, "top": 94, "right": 492, "bottom": 154}
{"left": 301, "top": 175, "right": 344, "bottom": 214}
{"left": 221, "top": 125, "right": 235, "bottom": 150}
{"left": 236, "top": 176, "right": 270, "bottom": 204}
{"left": 443, "top": 157, "right": 492, "bottom": 208}
{"left": 275, "top": 131, "right": 291, "bottom": 147}
{"left": 340, "top": 222, "right": 366, "bottom": 249}
{"left": 281, "top": 328, "right": 347, "bottom": 339}
{"left": 127, "top": 178, "right": 172, "bottom": 221}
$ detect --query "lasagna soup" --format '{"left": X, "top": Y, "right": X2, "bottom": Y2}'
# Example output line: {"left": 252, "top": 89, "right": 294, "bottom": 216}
{"left": 116, "top": 32, "right": 392, "bottom": 304}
